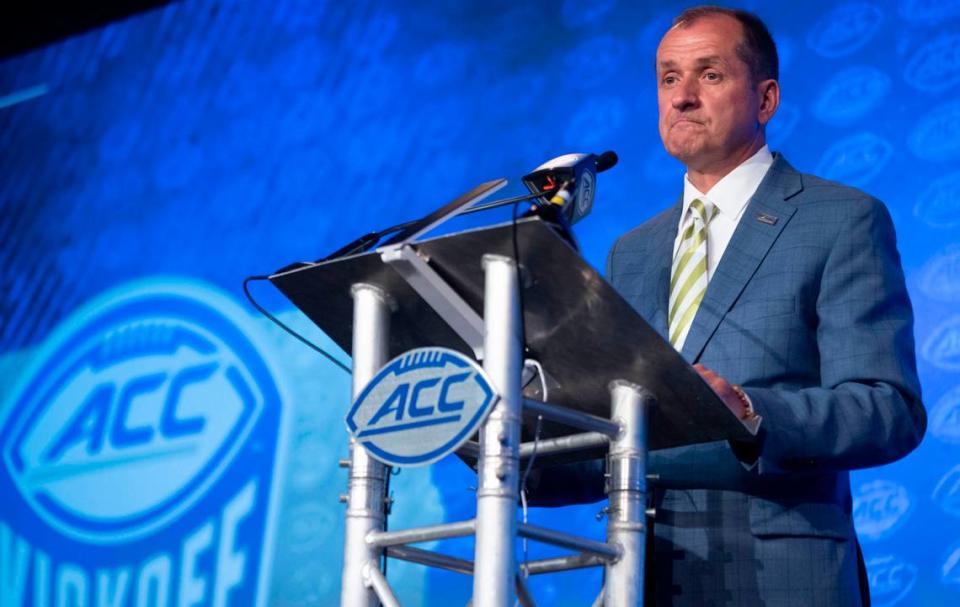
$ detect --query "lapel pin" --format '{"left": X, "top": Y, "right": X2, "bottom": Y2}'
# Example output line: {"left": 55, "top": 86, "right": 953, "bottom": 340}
{"left": 756, "top": 212, "right": 778, "bottom": 226}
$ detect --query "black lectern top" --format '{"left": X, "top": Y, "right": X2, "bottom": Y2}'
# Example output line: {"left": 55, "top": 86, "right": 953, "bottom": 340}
{"left": 271, "top": 218, "right": 753, "bottom": 451}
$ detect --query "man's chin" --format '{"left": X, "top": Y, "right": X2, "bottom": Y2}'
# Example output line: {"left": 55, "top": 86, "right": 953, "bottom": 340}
{"left": 663, "top": 141, "right": 703, "bottom": 166}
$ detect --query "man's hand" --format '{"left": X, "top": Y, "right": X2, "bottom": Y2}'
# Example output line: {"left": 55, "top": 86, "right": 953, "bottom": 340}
{"left": 694, "top": 363, "right": 750, "bottom": 420}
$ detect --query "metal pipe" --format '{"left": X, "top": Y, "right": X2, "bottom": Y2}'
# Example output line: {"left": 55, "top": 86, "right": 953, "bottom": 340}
{"left": 521, "top": 553, "right": 608, "bottom": 575}
{"left": 386, "top": 546, "right": 474, "bottom": 576}
{"left": 473, "top": 255, "right": 523, "bottom": 607}
{"left": 381, "top": 244, "right": 485, "bottom": 359}
{"left": 603, "top": 380, "right": 652, "bottom": 607}
{"left": 517, "top": 523, "right": 619, "bottom": 560}
{"left": 515, "top": 574, "right": 537, "bottom": 607}
{"left": 367, "top": 520, "right": 476, "bottom": 548}
{"left": 362, "top": 561, "right": 401, "bottom": 607}
{"left": 518, "top": 431, "right": 609, "bottom": 459}
{"left": 342, "top": 284, "right": 392, "bottom": 607}
{"left": 591, "top": 588, "right": 605, "bottom": 607}
{"left": 460, "top": 188, "right": 557, "bottom": 216}
{"left": 523, "top": 399, "right": 621, "bottom": 437}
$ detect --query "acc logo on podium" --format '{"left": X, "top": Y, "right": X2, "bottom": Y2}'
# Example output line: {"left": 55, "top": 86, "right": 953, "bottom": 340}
{"left": 0, "top": 279, "right": 285, "bottom": 607}
{"left": 347, "top": 347, "right": 497, "bottom": 466}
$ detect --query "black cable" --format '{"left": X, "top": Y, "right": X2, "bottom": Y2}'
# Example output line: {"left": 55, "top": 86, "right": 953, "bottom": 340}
{"left": 382, "top": 465, "right": 394, "bottom": 577}
{"left": 242, "top": 275, "right": 352, "bottom": 375}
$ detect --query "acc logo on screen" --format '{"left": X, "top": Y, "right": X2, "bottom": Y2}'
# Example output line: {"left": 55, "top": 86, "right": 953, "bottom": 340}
{"left": 922, "top": 316, "right": 960, "bottom": 371}
{"left": 919, "top": 245, "right": 960, "bottom": 302}
{"left": 347, "top": 347, "right": 497, "bottom": 467}
{"left": 807, "top": 2, "right": 883, "bottom": 58}
{"left": 813, "top": 66, "right": 890, "bottom": 125}
{"left": 853, "top": 480, "right": 912, "bottom": 541}
{"left": 930, "top": 385, "right": 960, "bottom": 444}
{"left": 909, "top": 100, "right": 960, "bottom": 161}
{"left": 943, "top": 541, "right": 960, "bottom": 587}
{"left": 904, "top": 34, "right": 960, "bottom": 93}
{"left": 868, "top": 555, "right": 918, "bottom": 607}
{"left": 816, "top": 131, "right": 893, "bottom": 187}
{"left": 933, "top": 463, "right": 960, "bottom": 517}
{"left": 915, "top": 175, "right": 960, "bottom": 229}
{"left": 0, "top": 279, "right": 279, "bottom": 545}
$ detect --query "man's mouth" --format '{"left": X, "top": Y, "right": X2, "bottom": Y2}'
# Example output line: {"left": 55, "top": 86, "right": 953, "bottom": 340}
{"left": 672, "top": 118, "right": 704, "bottom": 127}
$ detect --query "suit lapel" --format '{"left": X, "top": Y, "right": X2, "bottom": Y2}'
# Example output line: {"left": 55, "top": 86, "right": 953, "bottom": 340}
{"left": 680, "top": 155, "right": 803, "bottom": 363}
{"left": 650, "top": 202, "right": 682, "bottom": 340}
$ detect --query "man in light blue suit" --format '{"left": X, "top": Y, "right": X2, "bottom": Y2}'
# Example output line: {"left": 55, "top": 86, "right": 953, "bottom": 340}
{"left": 537, "top": 6, "right": 926, "bottom": 606}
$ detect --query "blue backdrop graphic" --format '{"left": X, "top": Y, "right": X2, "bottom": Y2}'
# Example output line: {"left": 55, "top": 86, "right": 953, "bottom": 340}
{"left": 1, "top": 0, "right": 959, "bottom": 604}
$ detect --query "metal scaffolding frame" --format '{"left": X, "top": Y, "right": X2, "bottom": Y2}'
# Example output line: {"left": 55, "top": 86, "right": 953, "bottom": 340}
{"left": 340, "top": 252, "right": 653, "bottom": 606}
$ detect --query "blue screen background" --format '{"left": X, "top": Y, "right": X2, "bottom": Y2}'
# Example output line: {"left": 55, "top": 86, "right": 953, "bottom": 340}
{"left": 2, "top": 1, "right": 959, "bottom": 605}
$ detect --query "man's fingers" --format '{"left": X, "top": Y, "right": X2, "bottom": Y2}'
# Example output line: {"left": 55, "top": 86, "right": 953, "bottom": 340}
{"left": 692, "top": 364, "right": 746, "bottom": 417}
{"left": 694, "top": 363, "right": 719, "bottom": 383}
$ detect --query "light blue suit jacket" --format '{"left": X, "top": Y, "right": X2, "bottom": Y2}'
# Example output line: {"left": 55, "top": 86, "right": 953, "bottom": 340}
{"left": 535, "top": 155, "right": 926, "bottom": 604}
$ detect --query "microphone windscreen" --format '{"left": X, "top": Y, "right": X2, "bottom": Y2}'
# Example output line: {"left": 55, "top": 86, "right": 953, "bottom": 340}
{"left": 596, "top": 150, "right": 619, "bottom": 173}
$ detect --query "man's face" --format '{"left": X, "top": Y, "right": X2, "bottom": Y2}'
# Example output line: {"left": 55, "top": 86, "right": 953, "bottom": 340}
{"left": 656, "top": 15, "right": 771, "bottom": 173}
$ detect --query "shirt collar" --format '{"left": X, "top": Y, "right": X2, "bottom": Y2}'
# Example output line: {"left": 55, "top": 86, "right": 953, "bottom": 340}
{"left": 681, "top": 145, "right": 774, "bottom": 221}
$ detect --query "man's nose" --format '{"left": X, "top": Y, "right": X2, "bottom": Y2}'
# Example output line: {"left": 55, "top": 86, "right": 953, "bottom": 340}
{"left": 672, "top": 78, "right": 699, "bottom": 110}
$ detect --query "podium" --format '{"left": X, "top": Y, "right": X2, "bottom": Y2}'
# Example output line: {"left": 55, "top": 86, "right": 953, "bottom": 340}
{"left": 270, "top": 216, "right": 752, "bottom": 606}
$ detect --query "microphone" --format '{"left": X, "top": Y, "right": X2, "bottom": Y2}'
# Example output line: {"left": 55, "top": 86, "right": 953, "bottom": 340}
{"left": 596, "top": 150, "right": 619, "bottom": 173}
{"left": 522, "top": 151, "right": 618, "bottom": 225}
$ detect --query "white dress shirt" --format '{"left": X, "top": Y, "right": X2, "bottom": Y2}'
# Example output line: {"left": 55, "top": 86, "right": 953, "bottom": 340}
{"left": 672, "top": 146, "right": 774, "bottom": 437}
{"left": 672, "top": 146, "right": 775, "bottom": 283}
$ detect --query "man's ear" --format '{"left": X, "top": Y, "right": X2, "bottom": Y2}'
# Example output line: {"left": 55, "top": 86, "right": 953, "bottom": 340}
{"left": 757, "top": 79, "right": 780, "bottom": 126}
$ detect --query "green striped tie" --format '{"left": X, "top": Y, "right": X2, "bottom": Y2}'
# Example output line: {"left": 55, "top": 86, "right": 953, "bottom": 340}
{"left": 669, "top": 198, "right": 719, "bottom": 348}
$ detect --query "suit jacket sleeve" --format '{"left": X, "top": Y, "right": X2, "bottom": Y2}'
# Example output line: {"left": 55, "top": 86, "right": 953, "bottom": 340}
{"left": 744, "top": 195, "right": 926, "bottom": 474}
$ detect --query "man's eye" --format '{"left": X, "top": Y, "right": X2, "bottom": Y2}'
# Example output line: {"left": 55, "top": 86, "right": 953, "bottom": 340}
{"left": 662, "top": 75, "right": 678, "bottom": 85}
{"left": 704, "top": 72, "right": 722, "bottom": 81}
